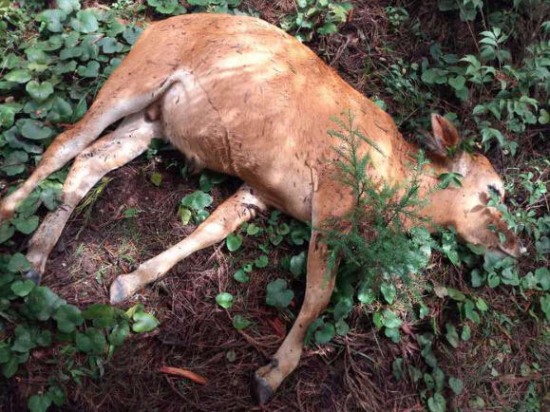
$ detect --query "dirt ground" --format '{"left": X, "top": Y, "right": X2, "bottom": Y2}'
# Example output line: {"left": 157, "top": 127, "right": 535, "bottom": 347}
{"left": 2, "top": 1, "right": 548, "bottom": 411}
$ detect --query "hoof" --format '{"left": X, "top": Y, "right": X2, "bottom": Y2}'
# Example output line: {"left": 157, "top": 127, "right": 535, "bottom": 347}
{"left": 24, "top": 269, "right": 42, "bottom": 285}
{"left": 109, "top": 277, "right": 129, "bottom": 304}
{"left": 251, "top": 373, "right": 274, "bottom": 405}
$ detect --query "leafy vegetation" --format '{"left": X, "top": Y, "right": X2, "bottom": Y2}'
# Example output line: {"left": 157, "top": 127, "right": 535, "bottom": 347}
{"left": 0, "top": 0, "right": 548, "bottom": 411}
{"left": 280, "top": 0, "right": 353, "bottom": 41}
{"left": 0, "top": 2, "right": 158, "bottom": 410}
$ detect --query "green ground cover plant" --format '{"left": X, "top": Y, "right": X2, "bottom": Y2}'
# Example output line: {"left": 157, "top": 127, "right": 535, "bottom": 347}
{"left": 0, "top": 1, "right": 548, "bottom": 411}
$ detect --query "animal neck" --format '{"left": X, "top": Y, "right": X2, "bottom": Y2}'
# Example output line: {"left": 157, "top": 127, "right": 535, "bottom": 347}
{"left": 389, "top": 134, "right": 453, "bottom": 231}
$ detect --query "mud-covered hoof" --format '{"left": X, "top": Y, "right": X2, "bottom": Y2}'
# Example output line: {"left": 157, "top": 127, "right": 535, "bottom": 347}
{"left": 109, "top": 277, "right": 128, "bottom": 304}
{"left": 24, "top": 269, "right": 42, "bottom": 285}
{"left": 251, "top": 373, "right": 274, "bottom": 405}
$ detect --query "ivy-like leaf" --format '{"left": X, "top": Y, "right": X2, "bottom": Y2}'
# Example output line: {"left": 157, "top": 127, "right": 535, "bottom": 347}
{"left": 1, "top": 151, "right": 28, "bottom": 176}
{"left": 70, "top": 10, "right": 99, "bottom": 34}
{"left": 5, "top": 70, "right": 32, "bottom": 84}
{"left": 12, "top": 215, "right": 39, "bottom": 235}
{"left": 37, "top": 9, "right": 68, "bottom": 33}
{"left": 54, "top": 304, "right": 84, "bottom": 333}
{"left": 77, "top": 60, "right": 100, "bottom": 77}
{"left": 181, "top": 191, "right": 213, "bottom": 211}
{"left": 98, "top": 37, "right": 124, "bottom": 54}
{"left": 266, "top": 279, "right": 294, "bottom": 309}
{"left": 132, "top": 311, "right": 160, "bottom": 333}
{"left": 25, "top": 81, "right": 54, "bottom": 102}
{"left": 11, "top": 280, "right": 36, "bottom": 297}
{"left": 17, "top": 119, "right": 54, "bottom": 140}
{"left": 314, "top": 322, "right": 335, "bottom": 344}
{"left": 215, "top": 292, "right": 234, "bottom": 309}
{"left": 232, "top": 314, "right": 252, "bottom": 330}
{"left": 7, "top": 253, "right": 31, "bottom": 273}
{"left": 226, "top": 233, "right": 243, "bottom": 252}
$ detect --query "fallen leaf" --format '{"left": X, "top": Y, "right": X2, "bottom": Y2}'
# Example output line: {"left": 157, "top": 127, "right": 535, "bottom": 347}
{"left": 159, "top": 366, "right": 208, "bottom": 385}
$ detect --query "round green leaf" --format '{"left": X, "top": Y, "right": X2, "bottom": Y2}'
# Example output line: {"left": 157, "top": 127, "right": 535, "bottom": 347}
{"left": 8, "top": 253, "right": 31, "bottom": 273}
{"left": 384, "top": 326, "right": 401, "bottom": 343}
{"left": 380, "top": 282, "right": 396, "bottom": 304}
{"left": 76, "top": 329, "right": 106, "bottom": 354}
{"left": 25, "top": 48, "right": 51, "bottom": 65}
{"left": 226, "top": 233, "right": 243, "bottom": 252}
{"left": 448, "top": 75, "right": 466, "bottom": 90}
{"left": 5, "top": 70, "right": 32, "bottom": 84}
{"left": 28, "top": 394, "right": 53, "bottom": 412}
{"left": 289, "top": 252, "right": 305, "bottom": 277}
{"left": 17, "top": 119, "right": 54, "bottom": 140}
{"left": 180, "top": 191, "right": 213, "bottom": 211}
{"left": 25, "top": 81, "right": 54, "bottom": 102}
{"left": 77, "top": 60, "right": 100, "bottom": 77}
{"left": 37, "top": 9, "right": 68, "bottom": 32}
{"left": 2, "top": 357, "right": 18, "bottom": 378}
{"left": 178, "top": 206, "right": 192, "bottom": 225}
{"left": 194, "top": 209, "right": 209, "bottom": 223}
{"left": 1, "top": 151, "right": 28, "bottom": 176}
{"left": 427, "top": 392, "right": 446, "bottom": 412}
{"left": 0, "top": 344, "right": 11, "bottom": 363}
{"left": 57, "top": 0, "right": 81, "bottom": 13}
{"left": 233, "top": 269, "right": 249, "bottom": 283}
{"left": 13, "top": 215, "right": 40, "bottom": 235}
{"left": 109, "top": 321, "right": 130, "bottom": 346}
{"left": 246, "top": 223, "right": 261, "bottom": 236}
{"left": 215, "top": 292, "right": 234, "bottom": 309}
{"left": 266, "top": 279, "right": 294, "bottom": 309}
{"left": 254, "top": 254, "right": 269, "bottom": 268}
{"left": 70, "top": 10, "right": 99, "bottom": 33}
{"left": 24, "top": 286, "right": 65, "bottom": 321}
{"left": 132, "top": 311, "right": 160, "bottom": 333}
{"left": 82, "top": 303, "right": 116, "bottom": 328}
{"left": 11, "top": 280, "right": 36, "bottom": 297}
{"left": 60, "top": 46, "right": 82, "bottom": 60}
{"left": 49, "top": 97, "right": 73, "bottom": 122}
{"left": 122, "top": 26, "right": 143, "bottom": 45}
{"left": 232, "top": 314, "right": 252, "bottom": 330}
{"left": 0, "top": 223, "right": 15, "bottom": 243}
{"left": 53, "top": 304, "right": 84, "bottom": 333}
{"left": 335, "top": 318, "right": 350, "bottom": 335}
{"left": 380, "top": 309, "right": 402, "bottom": 329}
{"left": 357, "top": 282, "right": 376, "bottom": 305}
{"left": 449, "top": 376, "right": 463, "bottom": 395}
{"left": 150, "top": 171, "right": 163, "bottom": 187}
{"left": 12, "top": 325, "right": 36, "bottom": 353}
{"left": 445, "top": 323, "right": 459, "bottom": 348}
{"left": 54, "top": 60, "right": 77, "bottom": 74}
{"left": 314, "top": 322, "right": 335, "bottom": 344}
{"left": 98, "top": 37, "right": 124, "bottom": 54}
{"left": 0, "top": 104, "right": 21, "bottom": 128}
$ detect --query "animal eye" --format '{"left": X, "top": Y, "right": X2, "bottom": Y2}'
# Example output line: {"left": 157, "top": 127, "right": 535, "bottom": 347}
{"left": 488, "top": 184, "right": 502, "bottom": 198}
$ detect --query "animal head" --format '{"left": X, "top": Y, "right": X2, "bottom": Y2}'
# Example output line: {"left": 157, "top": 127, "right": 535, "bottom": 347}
{"left": 423, "top": 114, "right": 525, "bottom": 258}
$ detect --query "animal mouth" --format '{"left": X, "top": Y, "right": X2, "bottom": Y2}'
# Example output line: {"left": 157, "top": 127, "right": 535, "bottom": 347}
{"left": 496, "top": 243, "right": 526, "bottom": 259}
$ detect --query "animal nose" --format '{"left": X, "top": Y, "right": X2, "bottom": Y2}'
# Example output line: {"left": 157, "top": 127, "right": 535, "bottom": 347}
{"left": 519, "top": 242, "right": 528, "bottom": 256}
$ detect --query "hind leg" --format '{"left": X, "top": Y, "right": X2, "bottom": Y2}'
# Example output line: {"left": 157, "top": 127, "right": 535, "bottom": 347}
{"left": 25, "top": 112, "right": 160, "bottom": 283}
{"left": 0, "top": 71, "right": 188, "bottom": 223}
{"left": 110, "top": 185, "right": 267, "bottom": 303}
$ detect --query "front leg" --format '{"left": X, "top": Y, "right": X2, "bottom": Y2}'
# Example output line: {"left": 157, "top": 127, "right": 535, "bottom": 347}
{"left": 252, "top": 229, "right": 337, "bottom": 404}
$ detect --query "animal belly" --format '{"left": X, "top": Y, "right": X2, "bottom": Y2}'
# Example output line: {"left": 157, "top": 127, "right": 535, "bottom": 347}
{"left": 159, "top": 71, "right": 314, "bottom": 222}
{"left": 160, "top": 72, "right": 234, "bottom": 174}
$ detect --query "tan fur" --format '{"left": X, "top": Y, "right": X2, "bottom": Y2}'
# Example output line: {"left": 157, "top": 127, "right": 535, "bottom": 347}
{"left": 0, "top": 14, "right": 523, "bottom": 404}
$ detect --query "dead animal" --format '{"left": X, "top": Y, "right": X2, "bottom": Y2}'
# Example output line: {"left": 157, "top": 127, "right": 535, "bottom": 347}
{"left": 0, "top": 13, "right": 524, "bottom": 404}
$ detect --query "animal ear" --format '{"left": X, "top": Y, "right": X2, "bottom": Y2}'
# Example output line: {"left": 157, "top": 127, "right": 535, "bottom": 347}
{"left": 426, "top": 114, "right": 461, "bottom": 157}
